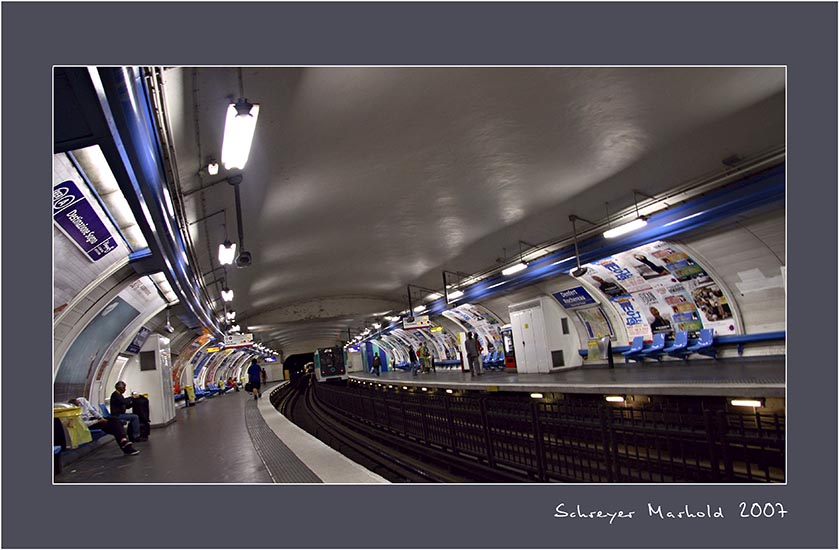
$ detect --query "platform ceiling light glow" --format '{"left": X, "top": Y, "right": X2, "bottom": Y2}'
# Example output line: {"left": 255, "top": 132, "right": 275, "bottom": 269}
{"left": 221, "top": 287, "right": 234, "bottom": 302}
{"left": 207, "top": 160, "right": 219, "bottom": 176}
{"left": 605, "top": 395, "right": 625, "bottom": 403}
{"left": 218, "top": 240, "right": 237, "bottom": 265}
{"left": 221, "top": 99, "right": 260, "bottom": 170}
{"left": 502, "top": 261, "right": 528, "bottom": 276}
{"left": 730, "top": 399, "right": 763, "bottom": 408}
{"left": 602, "top": 217, "right": 648, "bottom": 239}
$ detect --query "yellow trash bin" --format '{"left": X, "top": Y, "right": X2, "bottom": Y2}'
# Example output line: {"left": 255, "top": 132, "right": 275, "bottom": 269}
{"left": 53, "top": 405, "right": 92, "bottom": 449}
{"left": 184, "top": 385, "right": 196, "bottom": 401}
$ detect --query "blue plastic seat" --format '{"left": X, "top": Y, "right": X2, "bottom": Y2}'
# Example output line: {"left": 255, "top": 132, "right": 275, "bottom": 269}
{"left": 663, "top": 331, "right": 689, "bottom": 358}
{"left": 686, "top": 328, "right": 717, "bottom": 358}
{"left": 622, "top": 336, "right": 645, "bottom": 364}
{"left": 99, "top": 403, "right": 110, "bottom": 417}
{"left": 640, "top": 333, "right": 666, "bottom": 361}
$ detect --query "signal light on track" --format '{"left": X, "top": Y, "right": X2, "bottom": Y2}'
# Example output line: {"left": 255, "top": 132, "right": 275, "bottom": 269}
{"left": 605, "top": 395, "right": 625, "bottom": 403}
{"left": 445, "top": 389, "right": 453, "bottom": 394}
{"left": 530, "top": 393, "right": 544, "bottom": 399}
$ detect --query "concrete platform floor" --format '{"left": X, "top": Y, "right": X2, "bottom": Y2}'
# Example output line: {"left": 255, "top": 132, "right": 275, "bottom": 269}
{"left": 54, "top": 383, "right": 387, "bottom": 484}
{"left": 349, "top": 356, "right": 785, "bottom": 397}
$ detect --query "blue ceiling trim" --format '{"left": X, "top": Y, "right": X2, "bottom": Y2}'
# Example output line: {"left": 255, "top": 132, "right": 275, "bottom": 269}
{"left": 63, "top": 67, "right": 223, "bottom": 338}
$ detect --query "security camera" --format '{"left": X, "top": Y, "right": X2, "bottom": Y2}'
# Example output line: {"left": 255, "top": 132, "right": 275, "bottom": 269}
{"left": 236, "top": 251, "right": 252, "bottom": 267}
{"left": 164, "top": 324, "right": 175, "bottom": 334}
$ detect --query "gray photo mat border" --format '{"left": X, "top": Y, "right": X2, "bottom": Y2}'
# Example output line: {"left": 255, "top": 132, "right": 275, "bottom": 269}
{"left": 4, "top": 2, "right": 835, "bottom": 549}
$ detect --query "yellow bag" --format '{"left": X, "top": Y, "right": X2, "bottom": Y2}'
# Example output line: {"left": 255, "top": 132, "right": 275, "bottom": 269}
{"left": 54, "top": 407, "right": 92, "bottom": 449}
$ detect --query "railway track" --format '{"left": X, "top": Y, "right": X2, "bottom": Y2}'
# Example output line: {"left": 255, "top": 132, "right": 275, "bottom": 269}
{"left": 271, "top": 377, "right": 528, "bottom": 483}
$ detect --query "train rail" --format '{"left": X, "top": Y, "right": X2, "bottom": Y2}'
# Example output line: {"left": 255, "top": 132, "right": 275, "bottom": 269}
{"left": 271, "top": 377, "right": 528, "bottom": 483}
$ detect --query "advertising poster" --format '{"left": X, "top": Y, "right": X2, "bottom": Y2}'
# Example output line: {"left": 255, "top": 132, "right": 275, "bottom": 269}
{"left": 54, "top": 296, "right": 140, "bottom": 402}
{"left": 171, "top": 334, "right": 214, "bottom": 392}
{"left": 442, "top": 303, "right": 504, "bottom": 350}
{"left": 577, "top": 241, "right": 737, "bottom": 341}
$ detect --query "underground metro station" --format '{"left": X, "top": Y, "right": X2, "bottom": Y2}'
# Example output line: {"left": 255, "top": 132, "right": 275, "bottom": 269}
{"left": 52, "top": 66, "right": 786, "bottom": 484}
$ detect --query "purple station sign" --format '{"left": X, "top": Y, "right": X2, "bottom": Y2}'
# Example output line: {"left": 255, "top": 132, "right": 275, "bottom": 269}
{"left": 53, "top": 180, "right": 118, "bottom": 262}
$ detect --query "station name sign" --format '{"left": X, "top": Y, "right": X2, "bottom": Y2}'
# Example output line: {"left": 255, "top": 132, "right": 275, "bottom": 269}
{"left": 553, "top": 286, "right": 598, "bottom": 309}
{"left": 403, "top": 315, "right": 431, "bottom": 330}
{"left": 53, "top": 180, "right": 118, "bottom": 262}
{"left": 223, "top": 333, "right": 254, "bottom": 348}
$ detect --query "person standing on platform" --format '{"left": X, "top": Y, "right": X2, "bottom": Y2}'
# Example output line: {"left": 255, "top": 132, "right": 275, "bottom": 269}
{"left": 371, "top": 353, "right": 381, "bottom": 376}
{"left": 70, "top": 397, "right": 139, "bottom": 455}
{"left": 465, "top": 333, "right": 481, "bottom": 377}
{"left": 419, "top": 342, "right": 431, "bottom": 373}
{"left": 408, "top": 345, "right": 419, "bottom": 377}
{"left": 247, "top": 359, "right": 262, "bottom": 400}
{"left": 110, "top": 381, "right": 145, "bottom": 442}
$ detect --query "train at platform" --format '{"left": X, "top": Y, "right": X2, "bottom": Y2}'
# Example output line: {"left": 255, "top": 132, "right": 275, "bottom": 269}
{"left": 313, "top": 346, "right": 347, "bottom": 382}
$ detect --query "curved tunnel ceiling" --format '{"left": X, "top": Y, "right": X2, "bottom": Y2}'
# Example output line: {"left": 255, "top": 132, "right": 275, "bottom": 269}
{"left": 161, "top": 67, "right": 785, "bottom": 352}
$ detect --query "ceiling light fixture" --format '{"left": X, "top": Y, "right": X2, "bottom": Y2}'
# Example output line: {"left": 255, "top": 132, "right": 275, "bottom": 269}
{"left": 226, "top": 311, "right": 236, "bottom": 320}
{"left": 569, "top": 215, "right": 595, "bottom": 277}
{"left": 730, "top": 399, "right": 763, "bottom": 408}
{"left": 221, "top": 287, "right": 234, "bottom": 302}
{"left": 502, "top": 240, "right": 530, "bottom": 277}
{"left": 448, "top": 289, "right": 464, "bottom": 300}
{"left": 207, "top": 160, "right": 219, "bottom": 176}
{"left": 603, "top": 193, "right": 648, "bottom": 239}
{"left": 218, "top": 240, "right": 237, "bottom": 265}
{"left": 502, "top": 262, "right": 528, "bottom": 276}
{"left": 221, "top": 98, "right": 260, "bottom": 170}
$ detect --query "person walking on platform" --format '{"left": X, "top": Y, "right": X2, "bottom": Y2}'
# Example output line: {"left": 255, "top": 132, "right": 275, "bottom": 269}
{"left": 70, "top": 397, "right": 139, "bottom": 455}
{"left": 371, "top": 353, "right": 381, "bottom": 376}
{"left": 408, "top": 345, "right": 419, "bottom": 376}
{"left": 110, "top": 381, "right": 145, "bottom": 442}
{"left": 247, "top": 358, "right": 262, "bottom": 400}
{"left": 465, "top": 332, "right": 481, "bottom": 376}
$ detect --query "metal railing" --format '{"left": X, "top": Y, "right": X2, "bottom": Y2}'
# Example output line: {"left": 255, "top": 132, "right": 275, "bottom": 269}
{"left": 314, "top": 384, "right": 785, "bottom": 483}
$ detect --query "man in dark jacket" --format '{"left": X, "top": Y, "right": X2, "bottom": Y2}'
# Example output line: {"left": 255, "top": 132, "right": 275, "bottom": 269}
{"left": 247, "top": 359, "right": 262, "bottom": 400}
{"left": 465, "top": 332, "right": 481, "bottom": 377}
{"left": 110, "top": 381, "right": 145, "bottom": 442}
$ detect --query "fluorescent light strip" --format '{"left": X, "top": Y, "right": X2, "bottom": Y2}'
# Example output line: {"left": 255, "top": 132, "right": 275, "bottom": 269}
{"left": 602, "top": 217, "right": 647, "bottom": 239}
{"left": 221, "top": 102, "right": 260, "bottom": 170}
{"left": 605, "top": 396, "right": 625, "bottom": 403}
{"left": 730, "top": 399, "right": 763, "bottom": 408}
{"left": 502, "top": 262, "right": 528, "bottom": 276}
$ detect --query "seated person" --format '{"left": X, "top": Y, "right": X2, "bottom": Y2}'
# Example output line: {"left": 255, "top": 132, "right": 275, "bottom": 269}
{"left": 110, "top": 381, "right": 146, "bottom": 442}
{"left": 70, "top": 397, "right": 139, "bottom": 456}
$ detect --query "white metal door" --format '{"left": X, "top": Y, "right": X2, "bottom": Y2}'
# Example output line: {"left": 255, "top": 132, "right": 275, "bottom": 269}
{"left": 528, "top": 305, "right": 550, "bottom": 373}
{"left": 512, "top": 308, "right": 541, "bottom": 373}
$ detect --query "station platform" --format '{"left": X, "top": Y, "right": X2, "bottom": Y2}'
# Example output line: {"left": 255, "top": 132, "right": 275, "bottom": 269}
{"left": 349, "top": 356, "right": 785, "bottom": 398}
{"left": 54, "top": 383, "right": 387, "bottom": 484}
